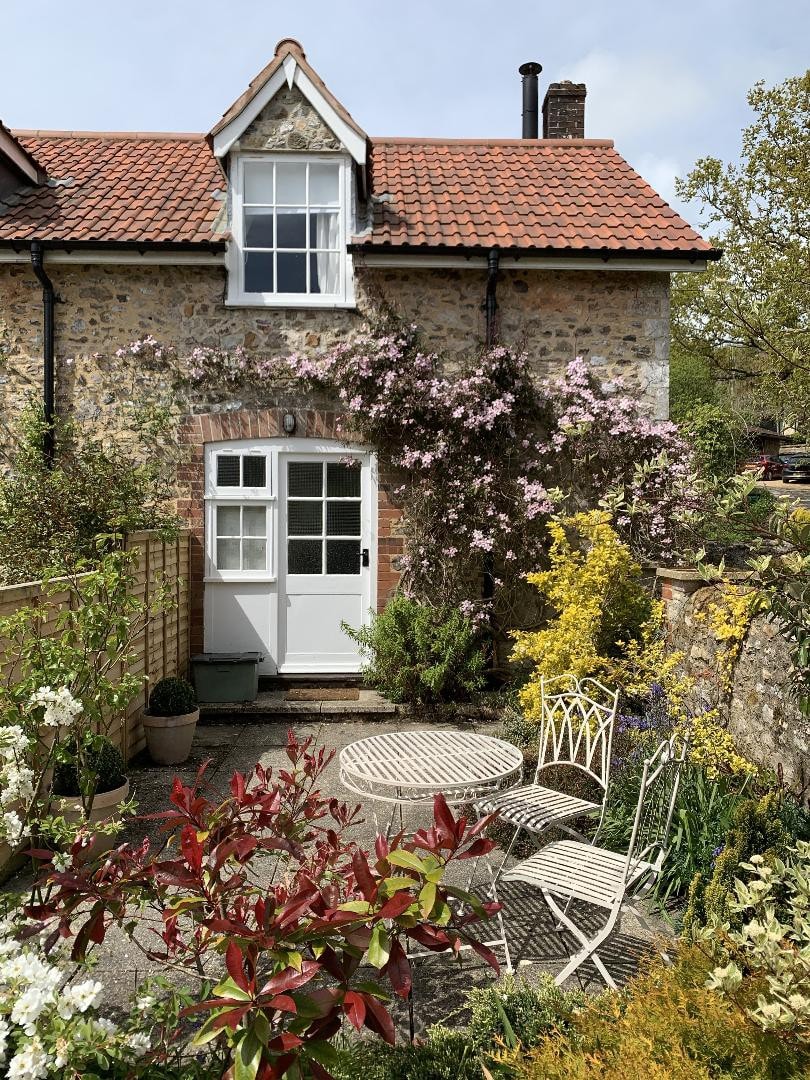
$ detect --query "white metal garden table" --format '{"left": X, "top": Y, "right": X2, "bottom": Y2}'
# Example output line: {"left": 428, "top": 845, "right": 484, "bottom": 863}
{"left": 339, "top": 728, "right": 524, "bottom": 989}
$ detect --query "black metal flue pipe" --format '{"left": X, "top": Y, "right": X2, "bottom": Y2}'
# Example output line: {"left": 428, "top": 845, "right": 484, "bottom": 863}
{"left": 30, "top": 241, "right": 56, "bottom": 465}
{"left": 519, "top": 61, "right": 543, "bottom": 139}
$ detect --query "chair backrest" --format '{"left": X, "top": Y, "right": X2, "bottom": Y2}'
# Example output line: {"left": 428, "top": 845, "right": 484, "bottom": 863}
{"left": 623, "top": 734, "right": 687, "bottom": 887}
{"left": 535, "top": 675, "right": 619, "bottom": 793}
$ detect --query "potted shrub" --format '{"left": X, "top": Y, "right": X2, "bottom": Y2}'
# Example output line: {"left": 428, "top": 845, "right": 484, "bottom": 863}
{"left": 142, "top": 676, "right": 199, "bottom": 765}
{"left": 50, "top": 735, "right": 130, "bottom": 855}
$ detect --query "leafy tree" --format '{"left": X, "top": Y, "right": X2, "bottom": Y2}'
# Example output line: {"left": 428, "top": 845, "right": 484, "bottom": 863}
{"left": 673, "top": 72, "right": 810, "bottom": 428}
{"left": 669, "top": 342, "right": 718, "bottom": 421}
{"left": 679, "top": 403, "right": 745, "bottom": 478}
{"left": 0, "top": 402, "right": 178, "bottom": 584}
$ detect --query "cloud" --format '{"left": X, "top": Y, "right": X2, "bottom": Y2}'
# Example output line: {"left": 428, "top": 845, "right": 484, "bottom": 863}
{"left": 569, "top": 49, "right": 709, "bottom": 142}
{"left": 632, "top": 152, "right": 681, "bottom": 207}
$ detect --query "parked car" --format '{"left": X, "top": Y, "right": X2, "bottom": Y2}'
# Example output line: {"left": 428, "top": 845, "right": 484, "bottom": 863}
{"left": 782, "top": 455, "right": 810, "bottom": 483}
{"left": 741, "top": 455, "right": 784, "bottom": 480}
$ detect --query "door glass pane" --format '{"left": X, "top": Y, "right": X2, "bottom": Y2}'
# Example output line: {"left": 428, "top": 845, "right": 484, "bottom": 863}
{"left": 288, "top": 501, "right": 322, "bottom": 535}
{"left": 327, "top": 540, "right": 360, "bottom": 575}
{"left": 276, "top": 211, "right": 306, "bottom": 249}
{"left": 288, "top": 539, "right": 322, "bottom": 574}
{"left": 243, "top": 161, "right": 274, "bottom": 204}
{"left": 310, "top": 252, "right": 340, "bottom": 296}
{"left": 244, "top": 209, "right": 274, "bottom": 248}
{"left": 288, "top": 462, "right": 322, "bottom": 497}
{"left": 243, "top": 506, "right": 266, "bottom": 537}
{"left": 326, "top": 462, "right": 361, "bottom": 497}
{"left": 276, "top": 162, "right": 306, "bottom": 204}
{"left": 217, "top": 506, "right": 241, "bottom": 536}
{"left": 277, "top": 252, "right": 307, "bottom": 293}
{"left": 216, "top": 456, "right": 240, "bottom": 487}
{"left": 244, "top": 251, "right": 274, "bottom": 293}
{"left": 326, "top": 502, "right": 360, "bottom": 536}
{"left": 242, "top": 456, "right": 266, "bottom": 488}
{"left": 309, "top": 163, "right": 340, "bottom": 205}
{"left": 217, "top": 538, "right": 240, "bottom": 570}
{"left": 242, "top": 539, "right": 267, "bottom": 571}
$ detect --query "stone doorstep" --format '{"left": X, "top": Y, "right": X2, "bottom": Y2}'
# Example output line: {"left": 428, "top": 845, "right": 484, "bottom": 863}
{"left": 200, "top": 689, "right": 397, "bottom": 722}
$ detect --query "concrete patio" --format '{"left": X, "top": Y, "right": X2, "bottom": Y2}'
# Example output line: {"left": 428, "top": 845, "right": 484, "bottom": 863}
{"left": 58, "top": 719, "right": 673, "bottom": 1035}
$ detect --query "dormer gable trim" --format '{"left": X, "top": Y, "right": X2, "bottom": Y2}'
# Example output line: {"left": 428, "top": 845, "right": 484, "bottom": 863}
{"left": 209, "top": 40, "right": 367, "bottom": 166}
{"left": 0, "top": 121, "right": 46, "bottom": 185}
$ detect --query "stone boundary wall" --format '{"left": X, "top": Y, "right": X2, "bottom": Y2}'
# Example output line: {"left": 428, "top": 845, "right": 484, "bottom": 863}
{"left": 661, "top": 575, "right": 808, "bottom": 792}
{"left": 0, "top": 530, "right": 191, "bottom": 762}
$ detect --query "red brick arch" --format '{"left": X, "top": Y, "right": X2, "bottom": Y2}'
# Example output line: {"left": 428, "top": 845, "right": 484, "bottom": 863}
{"left": 177, "top": 408, "right": 402, "bottom": 654}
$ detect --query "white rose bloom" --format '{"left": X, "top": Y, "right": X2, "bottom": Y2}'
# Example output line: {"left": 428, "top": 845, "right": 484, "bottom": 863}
{"left": 7, "top": 1037, "right": 52, "bottom": 1080}
{"left": 126, "top": 1031, "right": 151, "bottom": 1056}
{"left": 63, "top": 979, "right": 104, "bottom": 1014}
{"left": 10, "top": 986, "right": 52, "bottom": 1035}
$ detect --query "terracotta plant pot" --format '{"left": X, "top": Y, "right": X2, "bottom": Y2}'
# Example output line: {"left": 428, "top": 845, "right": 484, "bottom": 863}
{"left": 142, "top": 708, "right": 200, "bottom": 765}
{"left": 53, "top": 778, "right": 131, "bottom": 858}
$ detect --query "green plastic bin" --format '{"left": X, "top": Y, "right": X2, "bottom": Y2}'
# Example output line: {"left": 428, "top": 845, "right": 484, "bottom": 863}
{"left": 191, "top": 652, "right": 263, "bottom": 703}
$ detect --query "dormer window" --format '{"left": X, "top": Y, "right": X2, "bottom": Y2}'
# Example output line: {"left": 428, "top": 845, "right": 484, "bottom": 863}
{"left": 227, "top": 154, "right": 353, "bottom": 308}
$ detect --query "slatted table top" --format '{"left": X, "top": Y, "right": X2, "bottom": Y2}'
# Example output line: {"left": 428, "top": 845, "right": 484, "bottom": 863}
{"left": 339, "top": 729, "right": 524, "bottom": 803}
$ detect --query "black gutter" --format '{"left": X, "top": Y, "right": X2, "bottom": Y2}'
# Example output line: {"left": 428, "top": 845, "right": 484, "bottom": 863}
{"left": 1, "top": 238, "right": 227, "bottom": 254}
{"left": 29, "top": 241, "right": 55, "bottom": 465}
{"left": 350, "top": 242, "right": 722, "bottom": 262}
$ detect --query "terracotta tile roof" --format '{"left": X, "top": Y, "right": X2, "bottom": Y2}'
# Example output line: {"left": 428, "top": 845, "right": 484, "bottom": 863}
{"left": 357, "top": 137, "right": 716, "bottom": 257}
{"left": 0, "top": 120, "right": 46, "bottom": 183}
{"left": 0, "top": 132, "right": 226, "bottom": 246}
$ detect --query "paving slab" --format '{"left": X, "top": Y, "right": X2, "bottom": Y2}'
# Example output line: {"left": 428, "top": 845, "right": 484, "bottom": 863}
{"left": 10, "top": 720, "right": 675, "bottom": 1033}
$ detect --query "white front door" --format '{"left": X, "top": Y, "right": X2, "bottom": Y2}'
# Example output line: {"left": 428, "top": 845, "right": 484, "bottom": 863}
{"left": 203, "top": 440, "right": 376, "bottom": 675}
{"left": 278, "top": 452, "right": 374, "bottom": 673}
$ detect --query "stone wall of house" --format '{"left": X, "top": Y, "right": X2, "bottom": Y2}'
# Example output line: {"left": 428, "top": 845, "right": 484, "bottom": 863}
{"left": 0, "top": 260, "right": 670, "bottom": 440}
{"left": 663, "top": 583, "right": 808, "bottom": 792}
{"left": 234, "top": 84, "right": 343, "bottom": 152}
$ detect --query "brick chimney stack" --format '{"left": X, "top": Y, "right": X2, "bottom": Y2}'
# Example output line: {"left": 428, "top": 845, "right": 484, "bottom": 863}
{"left": 542, "top": 81, "right": 587, "bottom": 139}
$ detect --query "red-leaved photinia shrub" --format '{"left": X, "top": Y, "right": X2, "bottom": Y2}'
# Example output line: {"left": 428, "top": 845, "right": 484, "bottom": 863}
{"left": 27, "top": 733, "right": 500, "bottom": 1079}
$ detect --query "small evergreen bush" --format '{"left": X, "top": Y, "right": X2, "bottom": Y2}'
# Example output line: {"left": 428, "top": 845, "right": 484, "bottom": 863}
{"left": 52, "top": 737, "right": 127, "bottom": 797}
{"left": 148, "top": 676, "right": 197, "bottom": 717}
{"left": 343, "top": 595, "right": 486, "bottom": 704}
{"left": 332, "top": 974, "right": 582, "bottom": 1080}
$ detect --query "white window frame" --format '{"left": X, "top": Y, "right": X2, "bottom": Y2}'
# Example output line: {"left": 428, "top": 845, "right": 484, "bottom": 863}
{"left": 205, "top": 445, "right": 276, "bottom": 582}
{"left": 226, "top": 152, "right": 356, "bottom": 309}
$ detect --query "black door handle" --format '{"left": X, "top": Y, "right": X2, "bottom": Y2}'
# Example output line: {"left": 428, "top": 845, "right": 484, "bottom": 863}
{"left": 361, "top": 547, "right": 370, "bottom": 567}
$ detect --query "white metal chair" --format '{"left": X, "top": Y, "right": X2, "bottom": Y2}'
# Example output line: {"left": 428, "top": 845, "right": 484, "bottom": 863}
{"left": 502, "top": 734, "right": 687, "bottom": 988}
{"left": 476, "top": 675, "right": 619, "bottom": 884}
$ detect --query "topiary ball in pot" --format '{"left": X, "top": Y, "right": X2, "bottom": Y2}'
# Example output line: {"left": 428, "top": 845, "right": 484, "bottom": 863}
{"left": 143, "top": 676, "right": 199, "bottom": 766}
{"left": 148, "top": 676, "right": 197, "bottom": 717}
{"left": 52, "top": 736, "right": 127, "bottom": 798}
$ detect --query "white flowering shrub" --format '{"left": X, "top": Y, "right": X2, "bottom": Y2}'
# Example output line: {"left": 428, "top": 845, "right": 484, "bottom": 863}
{"left": 0, "top": 725, "right": 36, "bottom": 847}
{"left": 704, "top": 842, "right": 810, "bottom": 1042}
{"left": 0, "top": 918, "right": 151, "bottom": 1078}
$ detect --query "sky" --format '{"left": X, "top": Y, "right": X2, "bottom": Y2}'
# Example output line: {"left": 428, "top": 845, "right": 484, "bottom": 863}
{"left": 1, "top": 0, "right": 807, "bottom": 229}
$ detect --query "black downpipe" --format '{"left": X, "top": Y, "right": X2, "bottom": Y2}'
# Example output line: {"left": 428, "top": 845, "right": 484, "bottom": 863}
{"left": 519, "top": 61, "right": 543, "bottom": 139}
{"left": 482, "top": 247, "right": 500, "bottom": 614}
{"left": 30, "top": 241, "right": 56, "bottom": 465}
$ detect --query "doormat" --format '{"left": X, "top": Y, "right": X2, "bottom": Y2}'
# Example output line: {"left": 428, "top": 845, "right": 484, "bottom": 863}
{"left": 285, "top": 688, "right": 361, "bottom": 702}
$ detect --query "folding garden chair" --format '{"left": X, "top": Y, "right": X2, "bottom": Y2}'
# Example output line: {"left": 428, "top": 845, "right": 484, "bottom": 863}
{"left": 476, "top": 675, "right": 619, "bottom": 885}
{"left": 501, "top": 734, "right": 687, "bottom": 988}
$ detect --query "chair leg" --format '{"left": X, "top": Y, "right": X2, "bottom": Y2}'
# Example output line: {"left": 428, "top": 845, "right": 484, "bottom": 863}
{"left": 491, "top": 823, "right": 523, "bottom": 889}
{"left": 543, "top": 890, "right": 620, "bottom": 990}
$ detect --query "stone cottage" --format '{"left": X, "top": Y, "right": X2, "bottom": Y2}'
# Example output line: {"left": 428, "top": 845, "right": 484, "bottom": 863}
{"left": 0, "top": 39, "right": 716, "bottom": 676}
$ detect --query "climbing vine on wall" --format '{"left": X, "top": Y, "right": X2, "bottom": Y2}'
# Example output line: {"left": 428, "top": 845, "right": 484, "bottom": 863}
{"left": 114, "top": 320, "right": 699, "bottom": 622}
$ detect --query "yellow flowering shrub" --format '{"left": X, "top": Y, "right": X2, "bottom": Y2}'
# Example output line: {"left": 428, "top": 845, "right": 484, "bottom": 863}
{"left": 512, "top": 512, "right": 679, "bottom": 718}
{"left": 678, "top": 708, "right": 755, "bottom": 779}
{"left": 697, "top": 585, "right": 763, "bottom": 692}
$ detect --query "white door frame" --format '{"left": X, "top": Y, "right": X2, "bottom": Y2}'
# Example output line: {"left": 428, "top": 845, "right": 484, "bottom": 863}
{"left": 203, "top": 438, "right": 376, "bottom": 675}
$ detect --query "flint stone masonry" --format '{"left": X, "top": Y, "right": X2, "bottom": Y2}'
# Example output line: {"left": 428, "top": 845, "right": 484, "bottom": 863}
{"left": 0, "top": 262, "right": 670, "bottom": 436}
{"left": 234, "top": 84, "right": 342, "bottom": 153}
{"left": 664, "top": 584, "right": 808, "bottom": 792}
